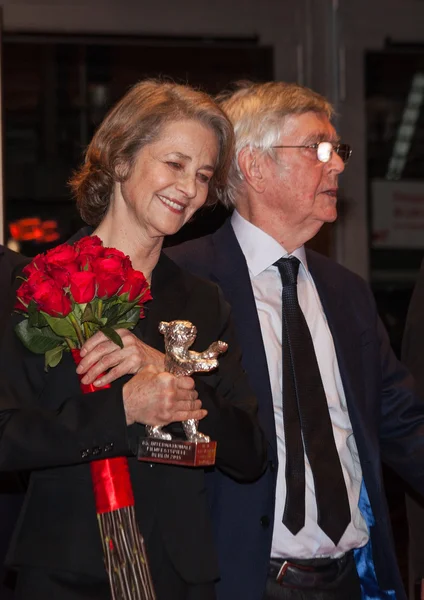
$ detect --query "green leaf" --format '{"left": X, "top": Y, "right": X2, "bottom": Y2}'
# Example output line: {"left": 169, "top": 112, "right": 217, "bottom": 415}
{"left": 84, "top": 321, "right": 99, "bottom": 338}
{"left": 44, "top": 346, "right": 64, "bottom": 370}
{"left": 72, "top": 302, "right": 86, "bottom": 320}
{"left": 27, "top": 300, "right": 38, "bottom": 317}
{"left": 15, "top": 319, "right": 63, "bottom": 354}
{"left": 28, "top": 308, "right": 47, "bottom": 328}
{"left": 118, "top": 305, "right": 140, "bottom": 327}
{"left": 81, "top": 302, "right": 94, "bottom": 321}
{"left": 27, "top": 301, "right": 47, "bottom": 328}
{"left": 103, "top": 300, "right": 140, "bottom": 326}
{"left": 112, "top": 322, "right": 137, "bottom": 331}
{"left": 81, "top": 303, "right": 105, "bottom": 326}
{"left": 43, "top": 314, "right": 78, "bottom": 338}
{"left": 101, "top": 327, "right": 124, "bottom": 349}
{"left": 101, "top": 303, "right": 122, "bottom": 324}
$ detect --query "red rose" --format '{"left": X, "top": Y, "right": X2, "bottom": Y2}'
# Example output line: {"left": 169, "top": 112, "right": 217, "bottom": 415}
{"left": 120, "top": 269, "right": 152, "bottom": 302}
{"left": 92, "top": 257, "right": 127, "bottom": 298}
{"left": 22, "top": 253, "right": 46, "bottom": 277}
{"left": 74, "top": 235, "right": 103, "bottom": 252}
{"left": 103, "top": 248, "right": 132, "bottom": 272}
{"left": 103, "top": 247, "right": 126, "bottom": 260}
{"left": 46, "top": 263, "right": 80, "bottom": 288}
{"left": 32, "top": 279, "right": 72, "bottom": 316}
{"left": 75, "top": 236, "right": 105, "bottom": 269}
{"left": 70, "top": 271, "right": 96, "bottom": 303}
{"left": 44, "top": 243, "right": 77, "bottom": 267}
{"left": 41, "top": 243, "right": 79, "bottom": 286}
{"left": 26, "top": 270, "right": 53, "bottom": 290}
{"left": 96, "top": 272, "right": 125, "bottom": 298}
{"left": 15, "top": 281, "right": 33, "bottom": 311}
{"left": 16, "top": 269, "right": 51, "bottom": 309}
{"left": 78, "top": 246, "right": 105, "bottom": 270}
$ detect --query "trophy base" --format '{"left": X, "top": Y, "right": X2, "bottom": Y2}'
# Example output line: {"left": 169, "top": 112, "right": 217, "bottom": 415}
{"left": 138, "top": 437, "right": 217, "bottom": 466}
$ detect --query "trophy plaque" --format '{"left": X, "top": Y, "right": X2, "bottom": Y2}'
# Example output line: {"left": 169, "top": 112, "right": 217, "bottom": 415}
{"left": 138, "top": 320, "right": 227, "bottom": 467}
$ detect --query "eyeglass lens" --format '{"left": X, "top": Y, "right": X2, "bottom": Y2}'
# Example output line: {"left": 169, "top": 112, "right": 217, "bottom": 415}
{"left": 317, "top": 142, "right": 351, "bottom": 164}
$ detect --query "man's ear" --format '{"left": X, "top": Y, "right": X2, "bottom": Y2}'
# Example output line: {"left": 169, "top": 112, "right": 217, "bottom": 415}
{"left": 238, "top": 147, "right": 267, "bottom": 194}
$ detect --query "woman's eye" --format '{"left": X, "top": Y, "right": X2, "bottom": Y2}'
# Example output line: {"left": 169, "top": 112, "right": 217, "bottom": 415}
{"left": 167, "top": 161, "right": 183, "bottom": 170}
{"left": 197, "top": 173, "right": 211, "bottom": 184}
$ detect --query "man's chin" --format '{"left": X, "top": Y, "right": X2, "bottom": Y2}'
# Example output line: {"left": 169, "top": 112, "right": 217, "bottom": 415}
{"left": 324, "top": 208, "right": 338, "bottom": 223}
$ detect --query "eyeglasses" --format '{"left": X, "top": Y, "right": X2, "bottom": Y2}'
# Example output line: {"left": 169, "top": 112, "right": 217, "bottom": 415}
{"left": 271, "top": 141, "right": 352, "bottom": 165}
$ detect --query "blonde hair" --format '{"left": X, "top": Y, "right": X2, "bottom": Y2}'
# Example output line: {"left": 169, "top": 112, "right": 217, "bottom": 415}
{"left": 70, "top": 79, "right": 234, "bottom": 226}
{"left": 217, "top": 81, "right": 334, "bottom": 208}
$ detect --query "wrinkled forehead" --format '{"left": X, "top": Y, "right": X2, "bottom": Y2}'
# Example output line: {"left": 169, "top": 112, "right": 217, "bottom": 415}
{"left": 277, "top": 111, "right": 339, "bottom": 144}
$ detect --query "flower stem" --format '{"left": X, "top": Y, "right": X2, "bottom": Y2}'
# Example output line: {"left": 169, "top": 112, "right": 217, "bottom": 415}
{"left": 68, "top": 313, "right": 85, "bottom": 347}
{"left": 65, "top": 337, "right": 76, "bottom": 350}
{"left": 83, "top": 322, "right": 90, "bottom": 339}
{"left": 97, "top": 299, "right": 103, "bottom": 320}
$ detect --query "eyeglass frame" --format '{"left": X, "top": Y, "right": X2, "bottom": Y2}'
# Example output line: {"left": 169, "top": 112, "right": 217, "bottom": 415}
{"left": 271, "top": 141, "right": 352, "bottom": 165}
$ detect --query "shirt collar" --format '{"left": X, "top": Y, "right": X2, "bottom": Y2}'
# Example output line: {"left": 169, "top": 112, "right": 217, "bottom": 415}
{"left": 231, "top": 210, "right": 309, "bottom": 277}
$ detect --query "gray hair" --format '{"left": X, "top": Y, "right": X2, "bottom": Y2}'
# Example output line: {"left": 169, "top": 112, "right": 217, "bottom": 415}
{"left": 217, "top": 81, "right": 334, "bottom": 208}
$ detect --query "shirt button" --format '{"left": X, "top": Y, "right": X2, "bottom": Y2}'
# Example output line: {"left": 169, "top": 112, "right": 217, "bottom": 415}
{"left": 260, "top": 515, "right": 270, "bottom": 529}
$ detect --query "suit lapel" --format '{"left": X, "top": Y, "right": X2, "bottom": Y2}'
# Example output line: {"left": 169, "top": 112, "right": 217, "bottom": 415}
{"left": 307, "top": 251, "right": 366, "bottom": 428}
{"left": 209, "top": 221, "right": 277, "bottom": 453}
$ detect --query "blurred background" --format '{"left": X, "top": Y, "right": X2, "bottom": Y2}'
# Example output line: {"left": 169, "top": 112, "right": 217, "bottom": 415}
{"left": 0, "top": 0, "right": 423, "bottom": 593}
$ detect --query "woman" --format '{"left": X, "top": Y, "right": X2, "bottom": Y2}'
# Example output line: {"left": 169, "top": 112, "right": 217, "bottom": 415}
{"left": 0, "top": 80, "right": 266, "bottom": 600}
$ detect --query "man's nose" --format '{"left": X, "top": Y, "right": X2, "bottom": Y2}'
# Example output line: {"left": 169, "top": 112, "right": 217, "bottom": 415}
{"left": 328, "top": 150, "right": 345, "bottom": 174}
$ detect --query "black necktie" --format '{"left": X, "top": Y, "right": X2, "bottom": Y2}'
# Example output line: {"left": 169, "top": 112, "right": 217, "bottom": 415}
{"left": 275, "top": 256, "right": 351, "bottom": 545}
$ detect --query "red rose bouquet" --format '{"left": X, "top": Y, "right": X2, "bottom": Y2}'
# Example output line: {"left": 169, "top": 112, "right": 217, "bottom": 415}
{"left": 15, "top": 235, "right": 156, "bottom": 600}
{"left": 15, "top": 235, "right": 151, "bottom": 368}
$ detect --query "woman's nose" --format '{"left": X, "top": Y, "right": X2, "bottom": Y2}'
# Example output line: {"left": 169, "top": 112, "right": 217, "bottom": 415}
{"left": 176, "top": 173, "right": 197, "bottom": 198}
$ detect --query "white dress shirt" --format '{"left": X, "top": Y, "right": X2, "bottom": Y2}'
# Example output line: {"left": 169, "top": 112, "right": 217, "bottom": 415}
{"left": 231, "top": 210, "right": 369, "bottom": 559}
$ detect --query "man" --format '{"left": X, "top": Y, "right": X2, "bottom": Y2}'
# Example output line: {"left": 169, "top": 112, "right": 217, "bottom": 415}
{"left": 167, "top": 81, "right": 424, "bottom": 600}
{"left": 401, "top": 259, "right": 424, "bottom": 600}
{"left": 0, "top": 244, "right": 28, "bottom": 597}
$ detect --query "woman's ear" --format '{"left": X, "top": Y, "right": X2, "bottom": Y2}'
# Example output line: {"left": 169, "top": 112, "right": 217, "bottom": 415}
{"left": 114, "top": 160, "right": 131, "bottom": 181}
{"left": 238, "top": 147, "right": 266, "bottom": 193}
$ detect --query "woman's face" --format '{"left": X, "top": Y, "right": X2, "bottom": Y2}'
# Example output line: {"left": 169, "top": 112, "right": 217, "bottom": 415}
{"left": 118, "top": 119, "right": 219, "bottom": 239}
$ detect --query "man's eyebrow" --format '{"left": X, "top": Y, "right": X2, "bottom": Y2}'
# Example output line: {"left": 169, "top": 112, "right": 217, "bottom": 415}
{"left": 302, "top": 132, "right": 341, "bottom": 144}
{"left": 166, "top": 152, "right": 215, "bottom": 171}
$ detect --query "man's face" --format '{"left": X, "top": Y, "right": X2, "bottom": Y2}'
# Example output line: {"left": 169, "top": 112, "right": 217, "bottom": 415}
{"left": 257, "top": 111, "right": 345, "bottom": 242}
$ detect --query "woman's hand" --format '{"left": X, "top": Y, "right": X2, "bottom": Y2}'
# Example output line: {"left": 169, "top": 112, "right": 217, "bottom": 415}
{"left": 76, "top": 329, "right": 165, "bottom": 387}
{"left": 122, "top": 365, "right": 207, "bottom": 426}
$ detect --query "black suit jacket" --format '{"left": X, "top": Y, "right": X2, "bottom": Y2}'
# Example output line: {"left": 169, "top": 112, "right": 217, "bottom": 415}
{"left": 0, "top": 245, "right": 28, "bottom": 339}
{"left": 167, "top": 218, "right": 424, "bottom": 600}
{"left": 0, "top": 232, "right": 266, "bottom": 590}
{"left": 0, "top": 246, "right": 28, "bottom": 597}
{"left": 401, "top": 259, "right": 424, "bottom": 593}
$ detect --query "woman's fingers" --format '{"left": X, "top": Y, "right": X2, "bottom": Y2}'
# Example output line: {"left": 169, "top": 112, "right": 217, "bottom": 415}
{"left": 77, "top": 329, "right": 165, "bottom": 384}
{"left": 122, "top": 370, "right": 205, "bottom": 426}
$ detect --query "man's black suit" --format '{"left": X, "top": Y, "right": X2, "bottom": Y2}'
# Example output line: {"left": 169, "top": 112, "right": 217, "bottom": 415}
{"left": 167, "top": 218, "right": 424, "bottom": 600}
{"left": 0, "top": 234, "right": 266, "bottom": 599}
{"left": 401, "top": 258, "right": 424, "bottom": 597}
